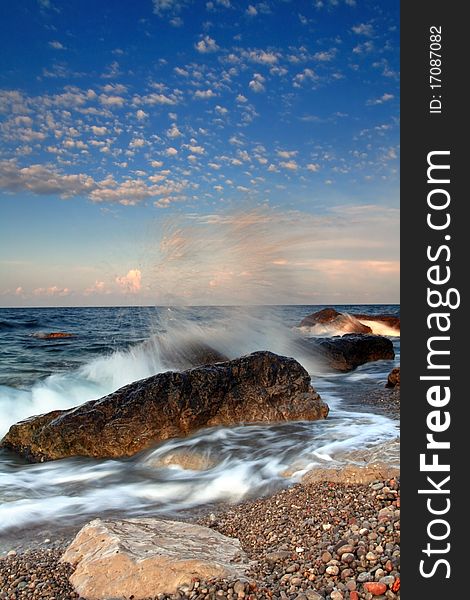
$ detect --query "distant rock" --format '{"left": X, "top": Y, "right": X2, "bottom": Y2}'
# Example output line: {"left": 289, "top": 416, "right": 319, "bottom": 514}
{"left": 1, "top": 351, "right": 328, "bottom": 462}
{"left": 386, "top": 367, "right": 400, "bottom": 388}
{"left": 352, "top": 313, "right": 400, "bottom": 333}
{"left": 299, "top": 308, "right": 372, "bottom": 334}
{"left": 32, "top": 332, "right": 75, "bottom": 340}
{"left": 298, "top": 308, "right": 400, "bottom": 335}
{"left": 297, "top": 333, "right": 395, "bottom": 372}
{"left": 61, "top": 518, "right": 249, "bottom": 600}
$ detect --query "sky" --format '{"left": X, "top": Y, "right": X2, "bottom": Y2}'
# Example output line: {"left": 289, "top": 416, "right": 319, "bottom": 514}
{"left": 0, "top": 0, "right": 399, "bottom": 307}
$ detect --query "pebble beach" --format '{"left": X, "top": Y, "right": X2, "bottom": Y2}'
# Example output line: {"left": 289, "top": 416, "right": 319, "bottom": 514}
{"left": 0, "top": 468, "right": 400, "bottom": 600}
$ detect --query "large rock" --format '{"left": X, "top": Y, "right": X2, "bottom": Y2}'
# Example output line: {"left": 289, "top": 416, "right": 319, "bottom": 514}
{"left": 299, "top": 308, "right": 372, "bottom": 334}
{"left": 61, "top": 518, "right": 249, "bottom": 600}
{"left": 1, "top": 351, "right": 328, "bottom": 462}
{"left": 297, "top": 334, "right": 395, "bottom": 372}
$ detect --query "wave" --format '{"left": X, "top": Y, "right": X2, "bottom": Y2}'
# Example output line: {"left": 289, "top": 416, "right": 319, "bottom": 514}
{"left": 0, "top": 318, "right": 41, "bottom": 331}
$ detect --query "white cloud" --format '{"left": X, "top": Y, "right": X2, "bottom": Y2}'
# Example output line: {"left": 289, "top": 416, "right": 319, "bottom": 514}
{"left": 90, "top": 125, "right": 107, "bottom": 136}
{"left": 246, "top": 5, "right": 257, "bottom": 15}
{"left": 129, "top": 138, "right": 146, "bottom": 148}
{"left": 277, "top": 150, "right": 297, "bottom": 159}
{"left": 167, "top": 123, "right": 182, "bottom": 138}
{"left": 99, "top": 94, "right": 125, "bottom": 107}
{"left": 194, "top": 89, "right": 217, "bottom": 100}
{"left": 195, "top": 35, "right": 219, "bottom": 53}
{"left": 136, "top": 109, "right": 148, "bottom": 120}
{"left": 313, "top": 49, "right": 337, "bottom": 62}
{"left": 293, "top": 68, "right": 316, "bottom": 87}
{"left": 367, "top": 93, "right": 394, "bottom": 105}
{"left": 0, "top": 159, "right": 96, "bottom": 198}
{"left": 115, "top": 269, "right": 141, "bottom": 293}
{"left": 248, "top": 73, "right": 265, "bottom": 93}
{"left": 49, "top": 41, "right": 66, "bottom": 50}
{"left": 306, "top": 163, "right": 320, "bottom": 172}
{"left": 352, "top": 23, "right": 374, "bottom": 36}
{"left": 279, "top": 160, "right": 298, "bottom": 171}
{"left": 33, "top": 286, "right": 71, "bottom": 297}
{"left": 166, "top": 147, "right": 178, "bottom": 156}
{"left": 244, "top": 50, "right": 279, "bottom": 65}
{"left": 236, "top": 94, "right": 248, "bottom": 103}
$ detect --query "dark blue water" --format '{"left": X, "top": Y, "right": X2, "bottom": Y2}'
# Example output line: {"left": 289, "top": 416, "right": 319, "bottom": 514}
{"left": 0, "top": 305, "right": 399, "bottom": 541}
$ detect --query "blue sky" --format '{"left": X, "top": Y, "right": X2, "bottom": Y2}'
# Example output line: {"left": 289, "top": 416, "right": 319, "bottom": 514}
{"left": 0, "top": 0, "right": 399, "bottom": 306}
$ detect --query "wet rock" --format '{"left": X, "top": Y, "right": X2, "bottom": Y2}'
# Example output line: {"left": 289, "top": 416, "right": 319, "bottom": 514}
{"left": 31, "top": 332, "right": 75, "bottom": 340}
{"left": 386, "top": 367, "right": 400, "bottom": 388}
{"left": 297, "top": 334, "right": 395, "bottom": 372}
{"left": 61, "top": 518, "right": 249, "bottom": 600}
{"left": 352, "top": 314, "right": 400, "bottom": 334}
{"left": 1, "top": 351, "right": 329, "bottom": 462}
{"left": 299, "top": 308, "right": 372, "bottom": 334}
{"left": 146, "top": 449, "right": 216, "bottom": 471}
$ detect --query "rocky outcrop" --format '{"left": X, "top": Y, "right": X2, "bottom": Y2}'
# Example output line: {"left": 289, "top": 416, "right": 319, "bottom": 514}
{"left": 386, "top": 367, "right": 400, "bottom": 388}
{"left": 1, "top": 351, "right": 328, "bottom": 462}
{"left": 297, "top": 334, "right": 395, "bottom": 372}
{"left": 299, "top": 308, "right": 372, "bottom": 334}
{"left": 299, "top": 308, "right": 400, "bottom": 335}
{"left": 61, "top": 518, "right": 249, "bottom": 600}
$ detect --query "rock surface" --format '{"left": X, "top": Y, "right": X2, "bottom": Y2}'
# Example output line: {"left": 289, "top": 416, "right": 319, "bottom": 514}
{"left": 297, "top": 334, "right": 395, "bottom": 372}
{"left": 299, "top": 308, "right": 372, "bottom": 334}
{"left": 61, "top": 518, "right": 249, "bottom": 599}
{"left": 1, "top": 351, "right": 328, "bottom": 462}
{"left": 386, "top": 367, "right": 400, "bottom": 388}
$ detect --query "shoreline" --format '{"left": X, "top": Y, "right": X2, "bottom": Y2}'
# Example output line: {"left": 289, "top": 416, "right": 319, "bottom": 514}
{"left": 0, "top": 473, "right": 400, "bottom": 599}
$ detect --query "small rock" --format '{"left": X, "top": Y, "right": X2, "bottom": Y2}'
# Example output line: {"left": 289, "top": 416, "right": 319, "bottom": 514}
{"left": 326, "top": 566, "right": 339, "bottom": 576}
{"left": 321, "top": 551, "right": 332, "bottom": 563}
{"left": 364, "top": 582, "right": 388, "bottom": 596}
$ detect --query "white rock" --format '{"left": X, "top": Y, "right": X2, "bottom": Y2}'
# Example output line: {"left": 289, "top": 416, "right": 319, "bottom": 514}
{"left": 61, "top": 518, "right": 249, "bottom": 600}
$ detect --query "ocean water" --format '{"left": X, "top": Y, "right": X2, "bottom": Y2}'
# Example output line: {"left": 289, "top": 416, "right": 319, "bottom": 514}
{"left": 0, "top": 304, "right": 400, "bottom": 540}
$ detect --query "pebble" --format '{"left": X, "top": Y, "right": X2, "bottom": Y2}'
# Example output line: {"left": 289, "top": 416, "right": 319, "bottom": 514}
{"left": 0, "top": 477, "right": 400, "bottom": 600}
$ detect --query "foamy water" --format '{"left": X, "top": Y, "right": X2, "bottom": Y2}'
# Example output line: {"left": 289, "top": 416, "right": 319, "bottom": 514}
{"left": 0, "top": 305, "right": 399, "bottom": 535}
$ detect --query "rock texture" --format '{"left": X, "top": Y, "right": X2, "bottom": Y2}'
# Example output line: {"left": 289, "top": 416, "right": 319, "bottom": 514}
{"left": 386, "top": 367, "right": 400, "bottom": 388}
{"left": 61, "top": 518, "right": 249, "bottom": 599}
{"left": 297, "top": 334, "right": 395, "bottom": 372}
{"left": 299, "top": 308, "right": 372, "bottom": 334}
{"left": 1, "top": 351, "right": 328, "bottom": 462}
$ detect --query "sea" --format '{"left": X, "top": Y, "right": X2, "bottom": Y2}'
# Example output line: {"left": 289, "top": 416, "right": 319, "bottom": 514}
{"left": 0, "top": 304, "right": 400, "bottom": 547}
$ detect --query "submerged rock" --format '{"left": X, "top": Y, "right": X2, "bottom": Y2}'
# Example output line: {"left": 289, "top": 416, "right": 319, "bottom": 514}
{"left": 352, "top": 313, "right": 400, "bottom": 333}
{"left": 297, "top": 333, "right": 395, "bottom": 372}
{"left": 299, "top": 308, "right": 372, "bottom": 334}
{"left": 386, "top": 366, "right": 400, "bottom": 388}
{"left": 1, "top": 351, "right": 328, "bottom": 462}
{"left": 31, "top": 332, "right": 75, "bottom": 340}
{"left": 61, "top": 518, "right": 249, "bottom": 600}
{"left": 146, "top": 449, "right": 216, "bottom": 471}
